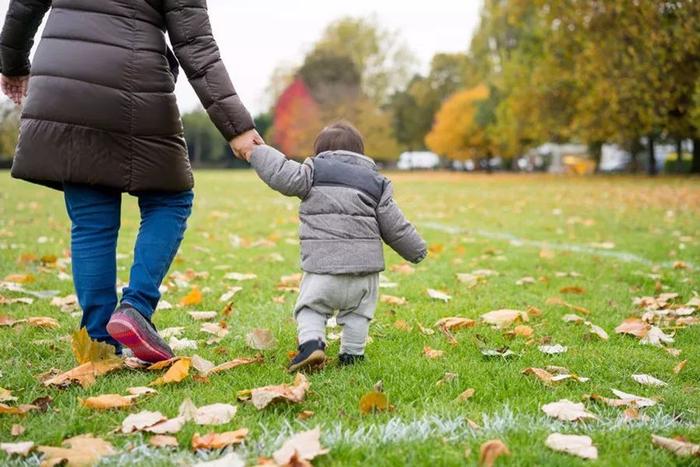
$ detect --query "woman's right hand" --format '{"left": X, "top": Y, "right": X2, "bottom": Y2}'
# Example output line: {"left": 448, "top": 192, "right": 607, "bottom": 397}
{"left": 230, "top": 129, "right": 265, "bottom": 161}
{"left": 1, "top": 74, "right": 29, "bottom": 106}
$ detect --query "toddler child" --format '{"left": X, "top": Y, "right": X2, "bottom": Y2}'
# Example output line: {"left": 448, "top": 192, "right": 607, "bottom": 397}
{"left": 246, "top": 121, "right": 427, "bottom": 371}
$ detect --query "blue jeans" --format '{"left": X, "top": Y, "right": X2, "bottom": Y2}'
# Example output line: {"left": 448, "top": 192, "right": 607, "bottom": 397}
{"left": 63, "top": 184, "right": 193, "bottom": 348}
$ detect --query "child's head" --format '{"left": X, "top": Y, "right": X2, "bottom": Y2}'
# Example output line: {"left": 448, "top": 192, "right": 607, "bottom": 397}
{"left": 314, "top": 121, "right": 365, "bottom": 155}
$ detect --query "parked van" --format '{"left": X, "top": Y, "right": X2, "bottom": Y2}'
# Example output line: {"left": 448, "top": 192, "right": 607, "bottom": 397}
{"left": 397, "top": 151, "right": 441, "bottom": 170}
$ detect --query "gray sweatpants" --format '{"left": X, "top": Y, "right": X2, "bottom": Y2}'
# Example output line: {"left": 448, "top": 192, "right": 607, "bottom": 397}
{"left": 294, "top": 272, "right": 379, "bottom": 355}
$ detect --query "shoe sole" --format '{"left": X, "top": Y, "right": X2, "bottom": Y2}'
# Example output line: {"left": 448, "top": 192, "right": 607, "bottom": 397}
{"left": 106, "top": 313, "right": 173, "bottom": 363}
{"left": 288, "top": 350, "right": 326, "bottom": 373}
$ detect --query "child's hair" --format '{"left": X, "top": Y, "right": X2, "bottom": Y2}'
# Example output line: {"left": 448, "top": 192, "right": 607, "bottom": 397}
{"left": 313, "top": 121, "right": 365, "bottom": 155}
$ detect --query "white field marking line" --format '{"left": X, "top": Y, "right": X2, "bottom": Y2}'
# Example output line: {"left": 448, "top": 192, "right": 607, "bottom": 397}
{"left": 422, "top": 221, "right": 697, "bottom": 270}
{"left": 39, "top": 408, "right": 690, "bottom": 466}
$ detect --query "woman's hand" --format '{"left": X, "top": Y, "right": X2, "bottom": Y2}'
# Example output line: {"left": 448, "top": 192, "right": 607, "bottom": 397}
{"left": 230, "top": 129, "right": 264, "bottom": 162}
{"left": 1, "top": 75, "right": 29, "bottom": 106}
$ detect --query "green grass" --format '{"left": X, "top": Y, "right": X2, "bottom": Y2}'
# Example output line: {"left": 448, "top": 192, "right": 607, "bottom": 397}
{"left": 1, "top": 171, "right": 699, "bottom": 466}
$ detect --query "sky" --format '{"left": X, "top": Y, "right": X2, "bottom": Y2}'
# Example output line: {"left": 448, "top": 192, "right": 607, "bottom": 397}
{"left": 0, "top": 0, "right": 481, "bottom": 115}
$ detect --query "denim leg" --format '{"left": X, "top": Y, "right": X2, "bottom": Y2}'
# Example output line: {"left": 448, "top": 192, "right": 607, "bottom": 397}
{"left": 63, "top": 184, "right": 121, "bottom": 348}
{"left": 121, "top": 190, "right": 194, "bottom": 319}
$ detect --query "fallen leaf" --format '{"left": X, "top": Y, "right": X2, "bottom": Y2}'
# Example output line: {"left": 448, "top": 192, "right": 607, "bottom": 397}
{"left": 651, "top": 434, "right": 700, "bottom": 457}
{"left": 359, "top": 391, "right": 389, "bottom": 414}
{"left": 394, "top": 320, "right": 412, "bottom": 332}
{"left": 539, "top": 344, "right": 568, "bottom": 355}
{"left": 610, "top": 389, "right": 657, "bottom": 407}
{"left": 423, "top": 346, "right": 444, "bottom": 359}
{"left": 435, "top": 317, "right": 476, "bottom": 331}
{"left": 615, "top": 318, "right": 650, "bottom": 338}
{"left": 11, "top": 424, "right": 25, "bottom": 436}
{"left": 380, "top": 295, "right": 407, "bottom": 306}
{"left": 71, "top": 327, "right": 119, "bottom": 365}
{"left": 673, "top": 360, "right": 687, "bottom": 374}
{"left": 586, "top": 322, "right": 609, "bottom": 340}
{"left": 0, "top": 441, "right": 34, "bottom": 457}
{"left": 38, "top": 434, "right": 116, "bottom": 466}
{"left": 479, "top": 439, "right": 510, "bottom": 467}
{"left": 246, "top": 328, "right": 276, "bottom": 350}
{"left": 150, "top": 358, "right": 191, "bottom": 386}
{"left": 427, "top": 289, "right": 452, "bottom": 302}
{"left": 512, "top": 324, "right": 534, "bottom": 338}
{"left": 481, "top": 309, "right": 528, "bottom": 329}
{"left": 522, "top": 367, "right": 555, "bottom": 384}
{"left": 272, "top": 427, "right": 329, "bottom": 466}
{"left": 81, "top": 394, "right": 136, "bottom": 410}
{"left": 246, "top": 373, "right": 309, "bottom": 409}
{"left": 145, "top": 416, "right": 187, "bottom": 435}
{"left": 201, "top": 322, "right": 229, "bottom": 338}
{"left": 127, "top": 387, "right": 158, "bottom": 397}
{"left": 631, "top": 374, "right": 668, "bottom": 387}
{"left": 640, "top": 326, "right": 674, "bottom": 347}
{"left": 224, "top": 272, "right": 257, "bottom": 281}
{"left": 390, "top": 263, "right": 415, "bottom": 274}
{"left": 169, "top": 336, "right": 198, "bottom": 350}
{"left": 43, "top": 359, "right": 123, "bottom": 389}
{"left": 191, "top": 429, "right": 248, "bottom": 450}
{"left": 457, "top": 388, "right": 475, "bottom": 401}
{"left": 562, "top": 314, "right": 585, "bottom": 323}
{"left": 545, "top": 433, "right": 598, "bottom": 459}
{"left": 180, "top": 287, "right": 203, "bottom": 306}
{"left": 193, "top": 403, "right": 237, "bottom": 425}
{"left": 121, "top": 411, "right": 167, "bottom": 433}
{"left": 560, "top": 286, "right": 586, "bottom": 294}
{"left": 0, "top": 387, "right": 17, "bottom": 403}
{"left": 480, "top": 347, "right": 517, "bottom": 358}
{"left": 298, "top": 410, "right": 315, "bottom": 420}
{"left": 4, "top": 274, "right": 34, "bottom": 284}
{"left": 189, "top": 311, "right": 218, "bottom": 321}
{"left": 219, "top": 287, "right": 243, "bottom": 303}
{"left": 207, "top": 355, "right": 264, "bottom": 376}
{"left": 149, "top": 435, "right": 179, "bottom": 448}
{"left": 542, "top": 399, "right": 597, "bottom": 421}
{"left": 194, "top": 452, "right": 245, "bottom": 467}
{"left": 192, "top": 355, "right": 215, "bottom": 375}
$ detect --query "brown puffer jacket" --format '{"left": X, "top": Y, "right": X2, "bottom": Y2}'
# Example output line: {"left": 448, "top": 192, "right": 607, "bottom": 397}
{"left": 0, "top": 0, "right": 255, "bottom": 192}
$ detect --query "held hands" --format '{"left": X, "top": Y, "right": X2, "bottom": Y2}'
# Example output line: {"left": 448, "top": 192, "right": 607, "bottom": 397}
{"left": 1, "top": 75, "right": 29, "bottom": 106}
{"left": 230, "top": 129, "right": 264, "bottom": 162}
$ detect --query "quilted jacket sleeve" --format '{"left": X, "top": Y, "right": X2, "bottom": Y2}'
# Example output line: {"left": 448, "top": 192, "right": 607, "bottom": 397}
{"left": 0, "top": 0, "right": 51, "bottom": 76}
{"left": 249, "top": 145, "right": 314, "bottom": 199}
{"left": 377, "top": 180, "right": 428, "bottom": 264}
{"left": 163, "top": 0, "right": 255, "bottom": 140}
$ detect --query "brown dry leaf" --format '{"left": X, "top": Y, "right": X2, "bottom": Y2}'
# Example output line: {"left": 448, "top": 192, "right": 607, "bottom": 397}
{"left": 145, "top": 416, "right": 187, "bottom": 435}
{"left": 481, "top": 309, "right": 528, "bottom": 329}
{"left": 0, "top": 403, "right": 36, "bottom": 415}
{"left": 191, "top": 429, "right": 248, "bottom": 450}
{"left": 435, "top": 317, "right": 476, "bottom": 331}
{"left": 245, "top": 329, "right": 276, "bottom": 350}
{"left": 615, "top": 318, "right": 651, "bottom": 338}
{"left": 272, "top": 427, "right": 329, "bottom": 466}
{"left": 1, "top": 441, "right": 34, "bottom": 457}
{"left": 192, "top": 403, "right": 237, "bottom": 425}
{"left": 38, "top": 434, "right": 116, "bottom": 466}
{"left": 380, "top": 295, "right": 407, "bottom": 306}
{"left": 188, "top": 311, "right": 218, "bottom": 321}
{"left": 127, "top": 386, "right": 158, "bottom": 397}
{"left": 192, "top": 355, "right": 215, "bottom": 375}
{"left": 390, "top": 263, "right": 415, "bottom": 275}
{"left": 201, "top": 322, "right": 229, "bottom": 339}
{"left": 43, "top": 359, "right": 124, "bottom": 389}
{"left": 278, "top": 273, "right": 302, "bottom": 288}
{"left": 180, "top": 287, "right": 203, "bottom": 306}
{"left": 586, "top": 322, "right": 609, "bottom": 340}
{"left": 522, "top": 367, "right": 554, "bottom": 385}
{"left": 207, "top": 355, "right": 264, "bottom": 376}
{"left": 359, "top": 391, "right": 389, "bottom": 414}
{"left": 631, "top": 374, "right": 667, "bottom": 387}
{"left": 81, "top": 394, "right": 136, "bottom": 410}
{"left": 651, "top": 435, "right": 700, "bottom": 457}
{"left": 545, "top": 433, "right": 598, "bottom": 460}
{"left": 150, "top": 357, "right": 191, "bottom": 386}
{"left": 121, "top": 410, "right": 167, "bottom": 433}
{"left": 149, "top": 435, "right": 179, "bottom": 448}
{"left": 248, "top": 373, "right": 309, "bottom": 410}
{"left": 457, "top": 388, "right": 475, "bottom": 401}
{"left": 394, "top": 320, "right": 412, "bottom": 332}
{"left": 673, "top": 360, "right": 687, "bottom": 374}
{"left": 541, "top": 399, "right": 597, "bottom": 421}
{"left": 298, "top": 410, "right": 315, "bottom": 420}
{"left": 560, "top": 286, "right": 586, "bottom": 295}
{"left": 4, "top": 274, "right": 35, "bottom": 284}
{"left": 479, "top": 439, "right": 510, "bottom": 467}
{"left": 71, "top": 327, "right": 119, "bottom": 365}
{"left": 11, "top": 424, "right": 25, "bottom": 436}
{"left": 147, "top": 357, "right": 183, "bottom": 371}
{"left": 512, "top": 325, "right": 534, "bottom": 338}
{"left": 640, "top": 326, "right": 675, "bottom": 347}
{"left": 0, "top": 387, "right": 17, "bottom": 403}
{"left": 26, "top": 317, "right": 60, "bottom": 329}
{"left": 423, "top": 346, "right": 444, "bottom": 359}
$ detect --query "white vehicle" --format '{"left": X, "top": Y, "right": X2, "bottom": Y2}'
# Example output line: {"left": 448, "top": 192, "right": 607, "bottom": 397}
{"left": 397, "top": 151, "right": 440, "bottom": 170}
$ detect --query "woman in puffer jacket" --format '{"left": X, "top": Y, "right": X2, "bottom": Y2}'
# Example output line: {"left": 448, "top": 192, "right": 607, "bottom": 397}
{"left": 0, "top": 0, "right": 262, "bottom": 362}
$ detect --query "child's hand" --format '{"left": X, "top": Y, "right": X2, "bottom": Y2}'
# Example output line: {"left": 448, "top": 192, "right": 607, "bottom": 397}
{"left": 1, "top": 75, "right": 29, "bottom": 106}
{"left": 230, "top": 129, "right": 264, "bottom": 161}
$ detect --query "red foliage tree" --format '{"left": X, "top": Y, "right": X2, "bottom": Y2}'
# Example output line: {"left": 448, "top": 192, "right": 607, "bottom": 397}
{"left": 272, "top": 78, "right": 321, "bottom": 156}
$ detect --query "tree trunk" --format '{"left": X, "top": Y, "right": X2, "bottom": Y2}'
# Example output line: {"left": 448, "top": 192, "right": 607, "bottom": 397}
{"left": 484, "top": 152, "right": 493, "bottom": 174}
{"left": 590, "top": 142, "right": 603, "bottom": 173}
{"left": 692, "top": 138, "right": 700, "bottom": 174}
{"left": 647, "top": 135, "right": 657, "bottom": 176}
{"left": 676, "top": 139, "right": 684, "bottom": 173}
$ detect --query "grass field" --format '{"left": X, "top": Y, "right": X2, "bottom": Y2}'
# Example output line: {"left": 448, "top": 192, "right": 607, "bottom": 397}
{"left": 1, "top": 171, "right": 699, "bottom": 466}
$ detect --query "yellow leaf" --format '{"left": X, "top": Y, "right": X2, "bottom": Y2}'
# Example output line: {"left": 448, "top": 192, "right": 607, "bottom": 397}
{"left": 191, "top": 429, "right": 248, "bottom": 450}
{"left": 150, "top": 357, "right": 191, "bottom": 386}
{"left": 359, "top": 391, "right": 389, "bottom": 414}
{"left": 479, "top": 439, "right": 511, "bottom": 467}
{"left": 71, "top": 327, "right": 118, "bottom": 365}
{"left": 180, "top": 287, "right": 203, "bottom": 306}
{"left": 80, "top": 394, "right": 135, "bottom": 410}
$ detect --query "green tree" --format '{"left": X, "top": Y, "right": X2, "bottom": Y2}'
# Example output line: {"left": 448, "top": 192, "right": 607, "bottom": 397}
{"left": 181, "top": 110, "right": 228, "bottom": 166}
{"left": 0, "top": 102, "right": 20, "bottom": 161}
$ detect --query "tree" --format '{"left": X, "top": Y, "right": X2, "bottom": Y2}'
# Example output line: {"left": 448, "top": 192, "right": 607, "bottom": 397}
{"left": 181, "top": 110, "right": 228, "bottom": 166}
{"left": 271, "top": 78, "right": 322, "bottom": 157}
{"left": 426, "top": 85, "right": 494, "bottom": 165}
{"left": 299, "top": 49, "right": 361, "bottom": 106}
{"left": 311, "top": 16, "right": 416, "bottom": 105}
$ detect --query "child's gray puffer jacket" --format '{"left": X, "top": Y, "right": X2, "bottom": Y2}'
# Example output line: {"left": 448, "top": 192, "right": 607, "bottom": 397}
{"left": 250, "top": 145, "right": 427, "bottom": 274}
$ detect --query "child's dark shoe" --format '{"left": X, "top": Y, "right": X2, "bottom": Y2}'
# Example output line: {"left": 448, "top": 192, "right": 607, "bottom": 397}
{"left": 288, "top": 339, "right": 326, "bottom": 372}
{"left": 106, "top": 304, "right": 174, "bottom": 363}
{"left": 338, "top": 353, "right": 365, "bottom": 366}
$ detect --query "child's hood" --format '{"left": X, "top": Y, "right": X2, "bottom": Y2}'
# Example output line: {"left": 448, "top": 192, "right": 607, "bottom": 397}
{"left": 314, "top": 150, "right": 377, "bottom": 170}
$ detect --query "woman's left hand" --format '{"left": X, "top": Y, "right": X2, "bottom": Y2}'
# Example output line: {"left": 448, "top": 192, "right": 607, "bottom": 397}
{"left": 1, "top": 74, "right": 29, "bottom": 106}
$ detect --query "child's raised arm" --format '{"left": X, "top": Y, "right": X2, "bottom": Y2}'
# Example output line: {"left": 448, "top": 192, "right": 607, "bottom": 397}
{"left": 249, "top": 145, "right": 314, "bottom": 199}
{"left": 377, "top": 181, "right": 427, "bottom": 264}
